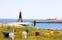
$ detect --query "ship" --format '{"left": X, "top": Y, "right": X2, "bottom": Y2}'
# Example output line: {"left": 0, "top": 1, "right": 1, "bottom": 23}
{"left": 47, "top": 18, "right": 57, "bottom": 20}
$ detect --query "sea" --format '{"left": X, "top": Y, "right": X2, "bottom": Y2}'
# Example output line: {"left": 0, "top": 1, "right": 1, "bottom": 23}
{"left": 0, "top": 19, "right": 62, "bottom": 30}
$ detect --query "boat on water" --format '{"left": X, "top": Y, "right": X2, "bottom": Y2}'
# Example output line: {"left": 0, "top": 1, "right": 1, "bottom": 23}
{"left": 47, "top": 18, "right": 57, "bottom": 20}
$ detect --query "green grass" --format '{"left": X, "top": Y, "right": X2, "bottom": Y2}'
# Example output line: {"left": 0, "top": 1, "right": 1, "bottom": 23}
{"left": 0, "top": 26, "right": 62, "bottom": 40}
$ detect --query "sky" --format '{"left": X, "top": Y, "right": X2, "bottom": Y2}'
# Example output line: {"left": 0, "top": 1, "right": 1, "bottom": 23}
{"left": 0, "top": 0, "right": 62, "bottom": 19}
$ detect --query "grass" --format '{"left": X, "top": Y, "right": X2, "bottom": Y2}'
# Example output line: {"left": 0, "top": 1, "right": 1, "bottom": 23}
{"left": 0, "top": 26, "right": 62, "bottom": 40}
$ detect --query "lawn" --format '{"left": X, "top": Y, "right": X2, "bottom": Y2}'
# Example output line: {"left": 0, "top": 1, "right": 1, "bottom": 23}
{"left": 0, "top": 26, "right": 62, "bottom": 40}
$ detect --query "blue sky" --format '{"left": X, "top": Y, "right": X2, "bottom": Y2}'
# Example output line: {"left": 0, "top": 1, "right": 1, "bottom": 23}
{"left": 0, "top": 0, "right": 62, "bottom": 19}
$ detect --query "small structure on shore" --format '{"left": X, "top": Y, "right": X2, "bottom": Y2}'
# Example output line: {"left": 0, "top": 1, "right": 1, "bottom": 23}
{"left": 3, "top": 32, "right": 9, "bottom": 38}
{"left": 22, "top": 31, "right": 27, "bottom": 38}
{"left": 43, "top": 33, "right": 49, "bottom": 38}
{"left": 9, "top": 33, "right": 14, "bottom": 40}
{"left": 18, "top": 11, "right": 23, "bottom": 22}
{"left": 35, "top": 30, "right": 40, "bottom": 36}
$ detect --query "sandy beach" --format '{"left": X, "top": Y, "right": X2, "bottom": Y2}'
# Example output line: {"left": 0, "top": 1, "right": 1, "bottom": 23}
{"left": 0, "top": 22, "right": 32, "bottom": 27}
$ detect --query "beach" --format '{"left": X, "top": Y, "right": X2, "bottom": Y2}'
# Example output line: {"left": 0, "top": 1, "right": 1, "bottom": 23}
{"left": 0, "top": 22, "right": 32, "bottom": 27}
{"left": 0, "top": 25, "right": 62, "bottom": 40}
{"left": 0, "top": 20, "right": 62, "bottom": 40}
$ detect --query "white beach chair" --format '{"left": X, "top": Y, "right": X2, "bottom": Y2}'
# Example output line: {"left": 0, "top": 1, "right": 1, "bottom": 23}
{"left": 22, "top": 32, "right": 27, "bottom": 38}
{"left": 9, "top": 33, "right": 14, "bottom": 40}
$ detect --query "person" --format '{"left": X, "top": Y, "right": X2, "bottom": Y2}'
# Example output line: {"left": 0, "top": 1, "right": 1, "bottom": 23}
{"left": 33, "top": 20, "right": 36, "bottom": 27}
{"left": 7, "top": 25, "right": 10, "bottom": 30}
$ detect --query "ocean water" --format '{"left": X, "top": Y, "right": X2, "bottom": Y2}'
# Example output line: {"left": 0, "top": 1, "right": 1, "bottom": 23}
{"left": 29, "top": 23, "right": 62, "bottom": 30}
{"left": 0, "top": 19, "right": 62, "bottom": 30}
